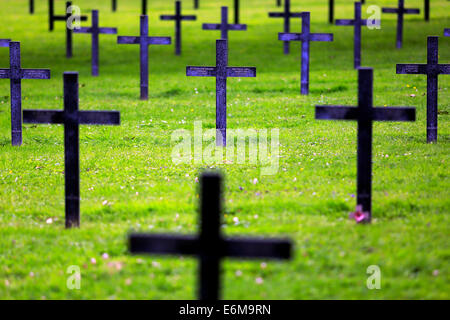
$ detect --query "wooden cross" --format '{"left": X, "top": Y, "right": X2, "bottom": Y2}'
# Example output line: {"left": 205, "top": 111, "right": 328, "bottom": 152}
{"left": 186, "top": 39, "right": 256, "bottom": 146}
{"left": 0, "top": 39, "right": 11, "bottom": 47}
{"left": 23, "top": 72, "right": 120, "bottom": 228}
{"left": 279, "top": 12, "right": 334, "bottom": 95}
{"left": 117, "top": 15, "right": 171, "bottom": 100}
{"left": 29, "top": 0, "right": 34, "bottom": 14}
{"left": 0, "top": 42, "right": 50, "bottom": 146}
{"left": 382, "top": 0, "right": 420, "bottom": 49}
{"left": 129, "top": 172, "right": 292, "bottom": 300}
{"left": 424, "top": 0, "right": 430, "bottom": 21}
{"left": 396, "top": 36, "right": 449, "bottom": 143}
{"left": 316, "top": 68, "right": 416, "bottom": 222}
{"left": 160, "top": 1, "right": 196, "bottom": 56}
{"left": 268, "top": 0, "right": 302, "bottom": 54}
{"left": 444, "top": 29, "right": 450, "bottom": 37}
{"left": 202, "top": 6, "right": 247, "bottom": 40}
{"left": 336, "top": 2, "right": 372, "bottom": 69}
{"left": 48, "top": 0, "right": 88, "bottom": 58}
{"left": 112, "top": 0, "right": 117, "bottom": 12}
{"left": 74, "top": 10, "right": 117, "bottom": 76}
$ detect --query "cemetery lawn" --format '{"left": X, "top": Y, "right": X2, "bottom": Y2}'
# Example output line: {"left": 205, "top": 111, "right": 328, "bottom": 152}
{"left": 0, "top": 0, "right": 449, "bottom": 300}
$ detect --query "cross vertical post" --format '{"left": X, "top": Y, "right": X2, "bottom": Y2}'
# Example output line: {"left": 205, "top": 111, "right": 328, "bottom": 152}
{"left": 396, "top": 36, "right": 450, "bottom": 143}
{"left": 329, "top": 0, "right": 334, "bottom": 24}
{"left": 234, "top": 0, "right": 240, "bottom": 24}
{"left": 128, "top": 172, "right": 292, "bottom": 300}
{"left": 316, "top": 68, "right": 416, "bottom": 222}
{"left": 424, "top": 0, "right": 429, "bottom": 21}
{"left": 23, "top": 72, "right": 120, "bottom": 228}
{"left": 221, "top": 6, "right": 228, "bottom": 40}
{"left": 142, "top": 0, "right": 147, "bottom": 15}
{"left": 112, "top": 0, "right": 117, "bottom": 12}
{"left": 0, "top": 42, "right": 51, "bottom": 146}
{"left": 194, "top": 0, "right": 199, "bottom": 10}
{"left": 29, "top": 0, "right": 34, "bottom": 14}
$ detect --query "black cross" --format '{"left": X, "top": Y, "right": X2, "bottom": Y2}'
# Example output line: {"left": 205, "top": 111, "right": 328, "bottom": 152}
{"left": 74, "top": 10, "right": 117, "bottom": 76}
{"left": 444, "top": 29, "right": 449, "bottom": 37}
{"left": 117, "top": 15, "right": 171, "bottom": 100}
{"left": 268, "top": 0, "right": 302, "bottom": 54}
{"left": 316, "top": 68, "right": 416, "bottom": 222}
{"left": 186, "top": 39, "right": 256, "bottom": 146}
{"left": 396, "top": 36, "right": 449, "bottom": 143}
{"left": 0, "top": 39, "right": 11, "bottom": 47}
{"left": 0, "top": 42, "right": 50, "bottom": 146}
{"left": 329, "top": 0, "right": 367, "bottom": 23}
{"left": 336, "top": 2, "right": 372, "bottom": 69}
{"left": 112, "top": 0, "right": 117, "bottom": 12}
{"left": 424, "top": 0, "right": 430, "bottom": 21}
{"left": 29, "top": 0, "right": 34, "bottom": 14}
{"left": 279, "top": 12, "right": 334, "bottom": 95}
{"left": 202, "top": 6, "right": 247, "bottom": 40}
{"left": 160, "top": 1, "right": 196, "bottom": 56}
{"left": 194, "top": 0, "right": 199, "bottom": 10}
{"left": 382, "top": 0, "right": 420, "bottom": 49}
{"left": 129, "top": 172, "right": 292, "bottom": 300}
{"left": 23, "top": 72, "right": 120, "bottom": 228}
{"left": 48, "top": 0, "right": 88, "bottom": 58}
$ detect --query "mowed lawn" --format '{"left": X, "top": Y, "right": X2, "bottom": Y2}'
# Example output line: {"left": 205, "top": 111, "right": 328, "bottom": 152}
{"left": 0, "top": 0, "right": 449, "bottom": 299}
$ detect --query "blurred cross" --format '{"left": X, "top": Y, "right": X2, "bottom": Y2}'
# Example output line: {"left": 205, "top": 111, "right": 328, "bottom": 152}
{"left": 194, "top": 0, "right": 199, "bottom": 10}
{"left": 186, "top": 39, "right": 256, "bottom": 146}
{"left": 29, "top": 0, "right": 34, "bottom": 14}
{"left": 268, "top": 0, "right": 302, "bottom": 54}
{"left": 396, "top": 36, "right": 450, "bottom": 143}
{"left": 23, "top": 72, "right": 120, "bottom": 228}
{"left": 382, "top": 0, "right": 420, "bottom": 49}
{"left": 202, "top": 6, "right": 247, "bottom": 40}
{"left": 112, "top": 0, "right": 117, "bottom": 12}
{"left": 279, "top": 12, "right": 333, "bottom": 95}
{"left": 160, "top": 1, "right": 196, "bottom": 55}
{"left": 129, "top": 172, "right": 292, "bottom": 300}
{"left": 74, "top": 10, "right": 117, "bottom": 76}
{"left": 0, "top": 42, "right": 50, "bottom": 146}
{"left": 48, "top": 0, "right": 88, "bottom": 58}
{"left": 315, "top": 68, "right": 416, "bottom": 222}
{"left": 117, "top": 15, "right": 171, "bottom": 100}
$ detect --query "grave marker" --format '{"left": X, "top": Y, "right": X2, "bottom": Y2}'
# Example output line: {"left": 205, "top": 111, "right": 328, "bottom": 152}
{"left": 279, "top": 12, "right": 334, "bottom": 95}
{"left": 316, "top": 68, "right": 416, "bottom": 222}
{"left": 186, "top": 39, "right": 256, "bottom": 146}
{"left": 202, "top": 6, "right": 247, "bottom": 40}
{"left": 396, "top": 36, "right": 449, "bottom": 143}
{"left": 160, "top": 1, "right": 196, "bottom": 55}
{"left": 74, "top": 10, "right": 117, "bottom": 76}
{"left": 118, "top": 15, "right": 171, "bottom": 100}
{"left": 336, "top": 2, "right": 374, "bottom": 69}
{"left": 23, "top": 72, "right": 120, "bottom": 228}
{"left": 268, "top": 0, "right": 302, "bottom": 54}
{"left": 48, "top": 0, "right": 88, "bottom": 58}
{"left": 129, "top": 172, "right": 292, "bottom": 300}
{"left": 0, "top": 42, "right": 50, "bottom": 146}
{"left": 382, "top": 0, "right": 420, "bottom": 49}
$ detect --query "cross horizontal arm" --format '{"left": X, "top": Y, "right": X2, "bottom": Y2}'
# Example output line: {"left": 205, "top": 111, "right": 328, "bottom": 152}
{"left": 404, "top": 9, "right": 420, "bottom": 14}
{"left": 78, "top": 111, "right": 120, "bottom": 125}
{"left": 181, "top": 16, "right": 197, "bottom": 21}
{"left": 0, "top": 69, "right": 10, "bottom": 79}
{"left": 310, "top": 34, "right": 334, "bottom": 41}
{"left": 316, "top": 106, "right": 358, "bottom": 120}
{"left": 382, "top": 8, "right": 398, "bottom": 13}
{"left": 278, "top": 32, "right": 301, "bottom": 41}
{"left": 147, "top": 37, "right": 171, "bottom": 45}
{"left": 160, "top": 15, "right": 176, "bottom": 20}
{"left": 22, "top": 69, "right": 51, "bottom": 80}
{"left": 335, "top": 19, "right": 355, "bottom": 26}
{"left": 129, "top": 234, "right": 198, "bottom": 255}
{"left": 372, "top": 107, "right": 416, "bottom": 121}
{"left": 439, "top": 65, "right": 450, "bottom": 74}
{"left": 202, "top": 23, "right": 221, "bottom": 30}
{"left": 224, "top": 238, "right": 292, "bottom": 260}
{"left": 226, "top": 67, "right": 256, "bottom": 78}
{"left": 187, "top": 66, "right": 217, "bottom": 77}
{"left": 0, "top": 39, "right": 11, "bottom": 47}
{"left": 268, "top": 12, "right": 284, "bottom": 17}
{"left": 99, "top": 28, "right": 118, "bottom": 34}
{"left": 228, "top": 24, "right": 247, "bottom": 31}
{"left": 23, "top": 110, "right": 65, "bottom": 124}
{"left": 117, "top": 36, "right": 139, "bottom": 44}
{"left": 396, "top": 64, "right": 427, "bottom": 74}
{"left": 73, "top": 27, "right": 91, "bottom": 33}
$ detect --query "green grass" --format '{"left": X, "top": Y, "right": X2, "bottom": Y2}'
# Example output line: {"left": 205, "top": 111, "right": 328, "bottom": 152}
{"left": 0, "top": 0, "right": 449, "bottom": 299}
